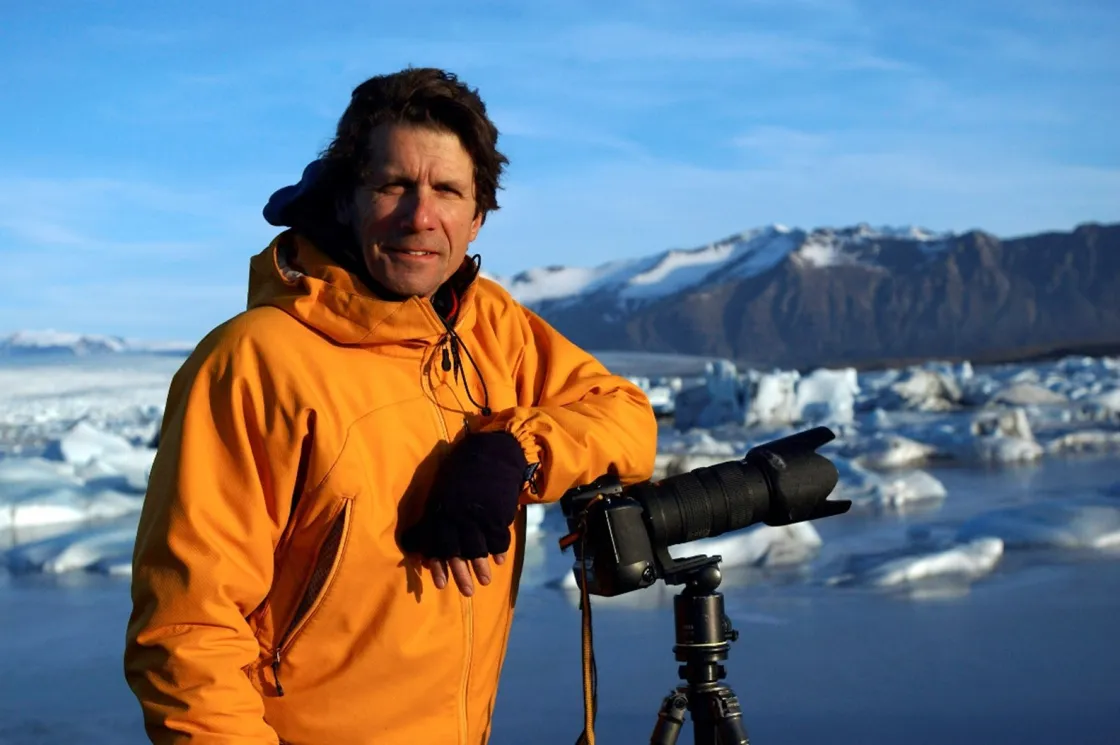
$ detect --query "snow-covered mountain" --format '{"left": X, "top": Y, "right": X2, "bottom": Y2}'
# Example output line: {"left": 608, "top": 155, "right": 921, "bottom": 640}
{"left": 499, "top": 224, "right": 951, "bottom": 308}
{"left": 0, "top": 331, "right": 195, "bottom": 357}
{"left": 495, "top": 221, "right": 1120, "bottom": 370}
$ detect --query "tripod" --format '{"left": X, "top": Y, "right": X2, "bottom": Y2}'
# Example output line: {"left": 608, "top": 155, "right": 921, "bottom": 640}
{"left": 650, "top": 559, "right": 750, "bottom": 745}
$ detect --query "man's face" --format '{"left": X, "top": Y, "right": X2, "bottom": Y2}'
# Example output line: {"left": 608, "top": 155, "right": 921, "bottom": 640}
{"left": 340, "top": 123, "right": 482, "bottom": 298}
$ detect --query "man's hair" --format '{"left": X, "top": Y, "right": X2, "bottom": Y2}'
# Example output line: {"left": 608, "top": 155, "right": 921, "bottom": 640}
{"left": 321, "top": 67, "right": 508, "bottom": 221}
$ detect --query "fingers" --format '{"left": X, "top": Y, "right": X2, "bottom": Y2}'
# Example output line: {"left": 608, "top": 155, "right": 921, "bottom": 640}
{"left": 424, "top": 558, "right": 448, "bottom": 589}
{"left": 425, "top": 556, "right": 503, "bottom": 596}
{"left": 472, "top": 556, "right": 492, "bottom": 586}
{"left": 449, "top": 558, "right": 475, "bottom": 597}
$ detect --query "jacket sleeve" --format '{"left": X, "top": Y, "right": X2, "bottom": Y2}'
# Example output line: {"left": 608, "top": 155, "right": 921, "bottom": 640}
{"left": 476, "top": 306, "right": 658, "bottom": 503}
{"left": 124, "top": 332, "right": 307, "bottom": 744}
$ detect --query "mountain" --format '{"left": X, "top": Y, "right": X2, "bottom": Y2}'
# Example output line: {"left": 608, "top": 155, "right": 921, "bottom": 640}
{"left": 498, "top": 221, "right": 1120, "bottom": 370}
{"left": 0, "top": 331, "right": 195, "bottom": 357}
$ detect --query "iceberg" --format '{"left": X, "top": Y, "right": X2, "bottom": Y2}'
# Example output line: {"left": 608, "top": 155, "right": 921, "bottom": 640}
{"left": 956, "top": 499, "right": 1120, "bottom": 550}
{"left": 851, "top": 434, "right": 940, "bottom": 470}
{"left": 0, "top": 486, "right": 144, "bottom": 530}
{"left": 792, "top": 368, "right": 860, "bottom": 426}
{"left": 833, "top": 458, "right": 948, "bottom": 511}
{"left": 826, "top": 537, "right": 1004, "bottom": 590}
{"left": 6, "top": 517, "right": 138, "bottom": 575}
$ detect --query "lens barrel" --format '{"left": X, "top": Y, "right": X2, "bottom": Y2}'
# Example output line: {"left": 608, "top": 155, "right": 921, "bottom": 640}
{"left": 630, "top": 427, "right": 843, "bottom": 547}
{"left": 630, "top": 462, "right": 772, "bottom": 547}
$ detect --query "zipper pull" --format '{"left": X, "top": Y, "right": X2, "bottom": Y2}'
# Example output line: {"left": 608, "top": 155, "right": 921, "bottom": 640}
{"left": 272, "top": 650, "right": 286, "bottom": 697}
{"left": 441, "top": 345, "right": 451, "bottom": 372}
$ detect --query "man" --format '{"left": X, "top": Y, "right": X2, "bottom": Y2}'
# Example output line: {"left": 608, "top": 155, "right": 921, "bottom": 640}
{"left": 123, "top": 67, "right": 657, "bottom": 745}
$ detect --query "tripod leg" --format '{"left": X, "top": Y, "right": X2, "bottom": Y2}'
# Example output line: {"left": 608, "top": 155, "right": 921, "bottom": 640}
{"left": 711, "top": 688, "right": 750, "bottom": 745}
{"left": 650, "top": 689, "right": 689, "bottom": 745}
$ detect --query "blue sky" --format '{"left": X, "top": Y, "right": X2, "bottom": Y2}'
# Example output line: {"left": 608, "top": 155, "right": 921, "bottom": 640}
{"left": 2, "top": 0, "right": 1118, "bottom": 342}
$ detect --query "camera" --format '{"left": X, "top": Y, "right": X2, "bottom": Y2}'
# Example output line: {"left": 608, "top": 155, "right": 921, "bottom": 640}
{"left": 559, "top": 426, "right": 850, "bottom": 597}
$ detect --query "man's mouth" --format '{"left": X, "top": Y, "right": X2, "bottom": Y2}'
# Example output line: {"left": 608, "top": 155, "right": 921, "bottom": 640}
{"left": 386, "top": 247, "right": 437, "bottom": 257}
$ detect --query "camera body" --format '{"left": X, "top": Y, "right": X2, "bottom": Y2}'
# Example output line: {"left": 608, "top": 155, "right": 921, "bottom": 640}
{"left": 560, "top": 475, "right": 661, "bottom": 596}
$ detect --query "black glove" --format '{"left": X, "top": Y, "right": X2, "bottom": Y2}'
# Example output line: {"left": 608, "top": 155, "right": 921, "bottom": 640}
{"left": 401, "top": 431, "right": 529, "bottom": 560}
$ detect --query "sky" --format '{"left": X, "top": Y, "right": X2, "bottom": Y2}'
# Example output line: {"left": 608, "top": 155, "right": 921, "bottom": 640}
{"left": 1, "top": 0, "right": 1118, "bottom": 342}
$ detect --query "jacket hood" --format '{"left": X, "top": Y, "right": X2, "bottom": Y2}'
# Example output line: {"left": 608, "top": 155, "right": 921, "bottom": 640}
{"left": 247, "top": 231, "right": 479, "bottom": 349}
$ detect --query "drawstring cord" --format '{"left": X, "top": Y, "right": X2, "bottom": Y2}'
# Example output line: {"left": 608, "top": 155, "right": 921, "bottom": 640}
{"left": 440, "top": 327, "right": 492, "bottom": 416}
{"left": 437, "top": 255, "right": 492, "bottom": 417}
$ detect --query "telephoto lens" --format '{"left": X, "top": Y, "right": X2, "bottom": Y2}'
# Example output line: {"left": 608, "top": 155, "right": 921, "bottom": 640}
{"left": 630, "top": 426, "right": 843, "bottom": 547}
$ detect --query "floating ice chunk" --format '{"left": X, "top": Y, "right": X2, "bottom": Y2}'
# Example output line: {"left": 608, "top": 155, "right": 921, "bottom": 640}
{"left": 964, "top": 408, "right": 1045, "bottom": 463}
{"left": 1090, "top": 388, "right": 1120, "bottom": 413}
{"left": 834, "top": 459, "right": 947, "bottom": 510}
{"left": 827, "top": 537, "right": 1003, "bottom": 589}
{"left": 853, "top": 434, "right": 939, "bottom": 470}
{"left": 957, "top": 499, "right": 1120, "bottom": 550}
{"left": 75, "top": 447, "right": 156, "bottom": 492}
{"left": 888, "top": 369, "right": 963, "bottom": 411}
{"left": 1044, "top": 430, "right": 1120, "bottom": 455}
{"left": 971, "top": 407, "right": 1033, "bottom": 439}
{"left": 657, "top": 429, "right": 741, "bottom": 477}
{"left": 869, "top": 471, "right": 947, "bottom": 509}
{"left": 645, "top": 385, "right": 676, "bottom": 416}
{"left": 5, "top": 519, "right": 138, "bottom": 574}
{"left": 672, "top": 360, "right": 746, "bottom": 430}
{"left": 969, "top": 435, "right": 1045, "bottom": 464}
{"left": 669, "top": 522, "right": 823, "bottom": 569}
{"left": 793, "top": 368, "right": 859, "bottom": 425}
{"left": 988, "top": 383, "right": 1068, "bottom": 407}
{"left": 629, "top": 376, "right": 677, "bottom": 415}
{"left": 0, "top": 486, "right": 143, "bottom": 529}
{"left": 661, "top": 429, "right": 739, "bottom": 456}
{"left": 747, "top": 371, "right": 799, "bottom": 425}
{"left": 0, "top": 457, "right": 84, "bottom": 502}
{"left": 698, "top": 360, "right": 746, "bottom": 428}
{"left": 42, "top": 421, "right": 135, "bottom": 465}
{"left": 525, "top": 503, "right": 545, "bottom": 535}
{"left": 1075, "top": 388, "right": 1120, "bottom": 422}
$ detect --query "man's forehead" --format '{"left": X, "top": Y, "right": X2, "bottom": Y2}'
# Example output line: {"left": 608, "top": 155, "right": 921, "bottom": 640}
{"left": 363, "top": 123, "right": 473, "bottom": 169}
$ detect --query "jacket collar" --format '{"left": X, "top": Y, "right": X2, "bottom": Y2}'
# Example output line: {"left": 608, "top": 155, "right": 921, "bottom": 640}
{"left": 247, "top": 230, "right": 480, "bottom": 348}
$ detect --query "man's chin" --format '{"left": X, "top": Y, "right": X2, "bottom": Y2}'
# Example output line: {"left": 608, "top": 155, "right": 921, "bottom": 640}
{"left": 375, "top": 274, "right": 441, "bottom": 299}
{"left": 365, "top": 253, "right": 452, "bottom": 298}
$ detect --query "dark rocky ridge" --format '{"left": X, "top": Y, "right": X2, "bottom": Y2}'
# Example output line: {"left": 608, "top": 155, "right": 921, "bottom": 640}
{"left": 524, "top": 222, "right": 1120, "bottom": 370}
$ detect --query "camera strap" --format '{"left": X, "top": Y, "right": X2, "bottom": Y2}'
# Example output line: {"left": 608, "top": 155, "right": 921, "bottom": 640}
{"left": 560, "top": 500, "right": 604, "bottom": 745}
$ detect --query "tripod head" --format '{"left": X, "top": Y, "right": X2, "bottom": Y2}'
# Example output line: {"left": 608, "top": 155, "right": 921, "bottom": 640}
{"left": 650, "top": 554, "right": 751, "bottom": 745}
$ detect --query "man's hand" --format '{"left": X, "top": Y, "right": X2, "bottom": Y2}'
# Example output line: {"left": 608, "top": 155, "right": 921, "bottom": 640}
{"left": 400, "top": 430, "right": 530, "bottom": 595}
{"left": 424, "top": 552, "right": 507, "bottom": 597}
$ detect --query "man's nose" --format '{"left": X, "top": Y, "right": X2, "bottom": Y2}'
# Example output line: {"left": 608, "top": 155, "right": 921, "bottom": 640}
{"left": 400, "top": 188, "right": 436, "bottom": 231}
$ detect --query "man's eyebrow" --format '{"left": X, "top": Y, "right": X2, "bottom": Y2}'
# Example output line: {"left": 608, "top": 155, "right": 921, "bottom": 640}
{"left": 368, "top": 167, "right": 413, "bottom": 181}
{"left": 364, "top": 167, "right": 471, "bottom": 190}
{"left": 434, "top": 176, "right": 471, "bottom": 189}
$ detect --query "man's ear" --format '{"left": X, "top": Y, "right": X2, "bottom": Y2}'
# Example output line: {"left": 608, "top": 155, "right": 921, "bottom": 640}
{"left": 469, "top": 210, "right": 483, "bottom": 242}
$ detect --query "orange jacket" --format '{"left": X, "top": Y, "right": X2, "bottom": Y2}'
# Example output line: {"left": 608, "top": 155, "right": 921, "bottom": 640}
{"left": 124, "top": 232, "right": 657, "bottom": 745}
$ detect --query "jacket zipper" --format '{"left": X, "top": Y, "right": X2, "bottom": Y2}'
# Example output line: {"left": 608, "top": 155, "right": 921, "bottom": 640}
{"left": 427, "top": 341, "right": 473, "bottom": 745}
{"left": 460, "top": 594, "right": 474, "bottom": 745}
{"left": 270, "top": 498, "right": 353, "bottom": 697}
